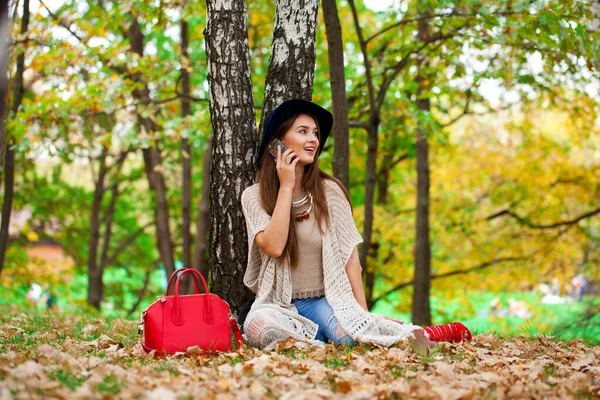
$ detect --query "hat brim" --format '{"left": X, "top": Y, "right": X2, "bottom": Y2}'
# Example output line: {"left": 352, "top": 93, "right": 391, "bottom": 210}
{"left": 256, "top": 99, "right": 333, "bottom": 167}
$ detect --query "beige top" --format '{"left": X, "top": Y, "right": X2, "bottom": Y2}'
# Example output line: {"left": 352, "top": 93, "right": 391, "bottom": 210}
{"left": 240, "top": 179, "right": 420, "bottom": 350}
{"left": 290, "top": 193, "right": 325, "bottom": 299}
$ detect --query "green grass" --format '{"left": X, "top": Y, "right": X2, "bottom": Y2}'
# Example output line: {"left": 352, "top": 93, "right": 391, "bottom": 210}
{"left": 48, "top": 369, "right": 86, "bottom": 391}
{"left": 373, "top": 290, "right": 600, "bottom": 341}
{"left": 98, "top": 374, "right": 124, "bottom": 395}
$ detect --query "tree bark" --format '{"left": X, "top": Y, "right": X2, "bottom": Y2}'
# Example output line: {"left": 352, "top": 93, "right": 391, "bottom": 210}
{"left": 180, "top": 19, "right": 194, "bottom": 293}
{"left": 360, "top": 120, "right": 379, "bottom": 308}
{"left": 322, "top": 0, "right": 350, "bottom": 190}
{"left": 87, "top": 147, "right": 108, "bottom": 309}
{"left": 411, "top": 18, "right": 432, "bottom": 326}
{"left": 377, "top": 165, "right": 390, "bottom": 205}
{"left": 348, "top": 0, "right": 379, "bottom": 310}
{"left": 0, "top": 0, "right": 28, "bottom": 278}
{"left": 193, "top": 140, "right": 211, "bottom": 289}
{"left": 0, "top": 0, "right": 9, "bottom": 176}
{"left": 376, "top": 139, "right": 408, "bottom": 205}
{"left": 205, "top": 0, "right": 258, "bottom": 313}
{"left": 259, "top": 0, "right": 320, "bottom": 129}
{"left": 181, "top": 19, "right": 192, "bottom": 272}
{"left": 128, "top": 18, "right": 176, "bottom": 278}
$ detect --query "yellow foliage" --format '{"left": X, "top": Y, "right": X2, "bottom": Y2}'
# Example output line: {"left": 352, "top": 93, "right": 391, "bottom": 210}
{"left": 369, "top": 107, "right": 600, "bottom": 304}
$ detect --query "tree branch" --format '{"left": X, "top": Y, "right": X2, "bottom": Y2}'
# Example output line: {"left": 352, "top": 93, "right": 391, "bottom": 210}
{"left": 348, "top": 120, "right": 371, "bottom": 130}
{"left": 366, "top": 9, "right": 527, "bottom": 44}
{"left": 126, "top": 267, "right": 153, "bottom": 317}
{"left": 439, "top": 88, "right": 472, "bottom": 128}
{"left": 487, "top": 207, "right": 600, "bottom": 230}
{"left": 372, "top": 255, "right": 531, "bottom": 308}
{"left": 103, "top": 221, "right": 154, "bottom": 267}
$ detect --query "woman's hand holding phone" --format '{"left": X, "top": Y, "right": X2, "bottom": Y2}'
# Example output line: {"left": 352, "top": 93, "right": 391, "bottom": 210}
{"left": 275, "top": 145, "right": 299, "bottom": 190}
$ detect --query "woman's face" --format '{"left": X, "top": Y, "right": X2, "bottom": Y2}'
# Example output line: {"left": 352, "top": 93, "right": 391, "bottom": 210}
{"left": 281, "top": 114, "right": 320, "bottom": 166}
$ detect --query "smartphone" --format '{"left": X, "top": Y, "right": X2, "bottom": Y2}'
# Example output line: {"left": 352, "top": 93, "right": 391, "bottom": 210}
{"left": 268, "top": 138, "right": 289, "bottom": 159}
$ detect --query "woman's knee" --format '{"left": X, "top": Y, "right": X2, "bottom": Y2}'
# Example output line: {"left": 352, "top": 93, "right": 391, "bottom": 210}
{"left": 325, "top": 313, "right": 355, "bottom": 346}
{"left": 244, "top": 310, "right": 290, "bottom": 347}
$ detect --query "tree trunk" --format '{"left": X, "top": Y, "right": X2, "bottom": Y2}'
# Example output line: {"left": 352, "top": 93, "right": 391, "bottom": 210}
{"left": 128, "top": 18, "right": 176, "bottom": 278}
{"left": 0, "top": 0, "right": 9, "bottom": 175}
{"left": 140, "top": 146, "right": 175, "bottom": 278}
{"left": 411, "top": 18, "right": 432, "bottom": 326}
{"left": 0, "top": 0, "right": 28, "bottom": 278}
{"left": 348, "top": 0, "right": 381, "bottom": 310}
{"left": 181, "top": 19, "right": 192, "bottom": 272}
{"left": 193, "top": 140, "right": 211, "bottom": 289}
{"left": 359, "top": 120, "right": 379, "bottom": 309}
{"left": 377, "top": 165, "right": 390, "bottom": 205}
{"left": 87, "top": 148, "right": 108, "bottom": 309}
{"left": 99, "top": 184, "right": 120, "bottom": 271}
{"left": 322, "top": 0, "right": 350, "bottom": 190}
{"left": 259, "top": 0, "right": 320, "bottom": 129}
{"left": 205, "top": 0, "right": 258, "bottom": 313}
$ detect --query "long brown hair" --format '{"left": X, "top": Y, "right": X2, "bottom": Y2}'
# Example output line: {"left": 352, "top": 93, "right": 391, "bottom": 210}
{"left": 258, "top": 112, "right": 351, "bottom": 268}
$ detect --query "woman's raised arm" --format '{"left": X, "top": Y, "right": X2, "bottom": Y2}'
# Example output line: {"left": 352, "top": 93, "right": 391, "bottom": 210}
{"left": 254, "top": 146, "right": 299, "bottom": 257}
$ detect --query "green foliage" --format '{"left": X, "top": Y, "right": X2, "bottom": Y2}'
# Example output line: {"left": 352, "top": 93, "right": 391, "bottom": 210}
{"left": 2, "top": 0, "right": 599, "bottom": 340}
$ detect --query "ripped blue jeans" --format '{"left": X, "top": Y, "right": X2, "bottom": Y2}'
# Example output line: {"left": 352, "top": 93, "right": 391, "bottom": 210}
{"left": 292, "top": 296, "right": 355, "bottom": 345}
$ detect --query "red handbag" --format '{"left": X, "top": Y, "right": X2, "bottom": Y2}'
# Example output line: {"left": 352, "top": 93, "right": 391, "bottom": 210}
{"left": 139, "top": 268, "right": 243, "bottom": 356}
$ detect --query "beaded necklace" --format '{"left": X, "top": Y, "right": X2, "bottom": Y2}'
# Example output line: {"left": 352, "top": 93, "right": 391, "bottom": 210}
{"left": 292, "top": 192, "right": 313, "bottom": 221}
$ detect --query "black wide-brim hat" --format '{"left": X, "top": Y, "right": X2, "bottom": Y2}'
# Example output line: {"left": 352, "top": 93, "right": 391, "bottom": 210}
{"left": 256, "top": 99, "right": 333, "bottom": 167}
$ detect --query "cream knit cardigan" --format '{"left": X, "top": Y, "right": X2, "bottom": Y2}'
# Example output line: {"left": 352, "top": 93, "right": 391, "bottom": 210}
{"left": 240, "top": 178, "right": 419, "bottom": 350}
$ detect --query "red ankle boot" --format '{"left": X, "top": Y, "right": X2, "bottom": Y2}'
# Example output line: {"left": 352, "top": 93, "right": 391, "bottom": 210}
{"left": 422, "top": 322, "right": 472, "bottom": 343}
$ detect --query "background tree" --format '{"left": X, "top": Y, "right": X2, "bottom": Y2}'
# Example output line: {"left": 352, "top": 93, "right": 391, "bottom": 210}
{"left": 0, "top": 0, "right": 29, "bottom": 277}
{"left": 0, "top": 0, "right": 8, "bottom": 175}
{"left": 323, "top": 0, "right": 350, "bottom": 189}
{"left": 411, "top": 8, "right": 433, "bottom": 325}
{"left": 0, "top": 0, "right": 597, "bottom": 339}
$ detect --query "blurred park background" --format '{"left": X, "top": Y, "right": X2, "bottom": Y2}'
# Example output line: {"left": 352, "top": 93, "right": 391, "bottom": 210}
{"left": 0, "top": 0, "right": 599, "bottom": 342}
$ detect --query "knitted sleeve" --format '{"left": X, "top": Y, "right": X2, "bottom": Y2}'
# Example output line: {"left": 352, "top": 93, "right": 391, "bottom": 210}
{"left": 241, "top": 184, "right": 272, "bottom": 293}
{"left": 241, "top": 184, "right": 271, "bottom": 242}
{"left": 325, "top": 179, "right": 363, "bottom": 268}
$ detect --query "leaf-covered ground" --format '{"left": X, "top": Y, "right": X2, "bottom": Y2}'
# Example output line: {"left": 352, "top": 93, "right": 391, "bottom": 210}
{"left": 0, "top": 306, "right": 598, "bottom": 399}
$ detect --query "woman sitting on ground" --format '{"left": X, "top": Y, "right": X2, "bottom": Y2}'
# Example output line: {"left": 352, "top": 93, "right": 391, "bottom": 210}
{"left": 240, "top": 99, "right": 471, "bottom": 351}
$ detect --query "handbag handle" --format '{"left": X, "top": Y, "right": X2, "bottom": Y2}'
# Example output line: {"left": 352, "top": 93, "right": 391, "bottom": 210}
{"left": 166, "top": 268, "right": 201, "bottom": 295}
{"left": 172, "top": 269, "right": 213, "bottom": 325}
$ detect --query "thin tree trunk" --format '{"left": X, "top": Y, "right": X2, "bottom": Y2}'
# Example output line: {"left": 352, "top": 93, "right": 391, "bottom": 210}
{"left": 128, "top": 18, "right": 175, "bottom": 278}
{"left": 181, "top": 19, "right": 192, "bottom": 272}
{"left": 99, "top": 184, "right": 120, "bottom": 271}
{"left": 377, "top": 165, "right": 390, "bottom": 204}
{"left": 361, "top": 121, "right": 379, "bottom": 309}
{"left": 348, "top": 0, "right": 379, "bottom": 310}
{"left": 193, "top": 140, "right": 211, "bottom": 289}
{"left": 0, "top": 0, "right": 28, "bottom": 277}
{"left": 98, "top": 149, "right": 128, "bottom": 274}
{"left": 411, "top": 18, "right": 432, "bottom": 326}
{"left": 377, "top": 137, "right": 406, "bottom": 205}
{"left": 205, "top": 0, "right": 258, "bottom": 313}
{"left": 322, "top": 0, "right": 350, "bottom": 190}
{"left": 258, "top": 0, "right": 320, "bottom": 129}
{"left": 87, "top": 147, "right": 108, "bottom": 309}
{"left": 140, "top": 146, "right": 175, "bottom": 278}
{"left": 89, "top": 183, "right": 119, "bottom": 307}
{"left": 0, "top": 145, "right": 14, "bottom": 272}
{"left": 0, "top": 0, "right": 9, "bottom": 176}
